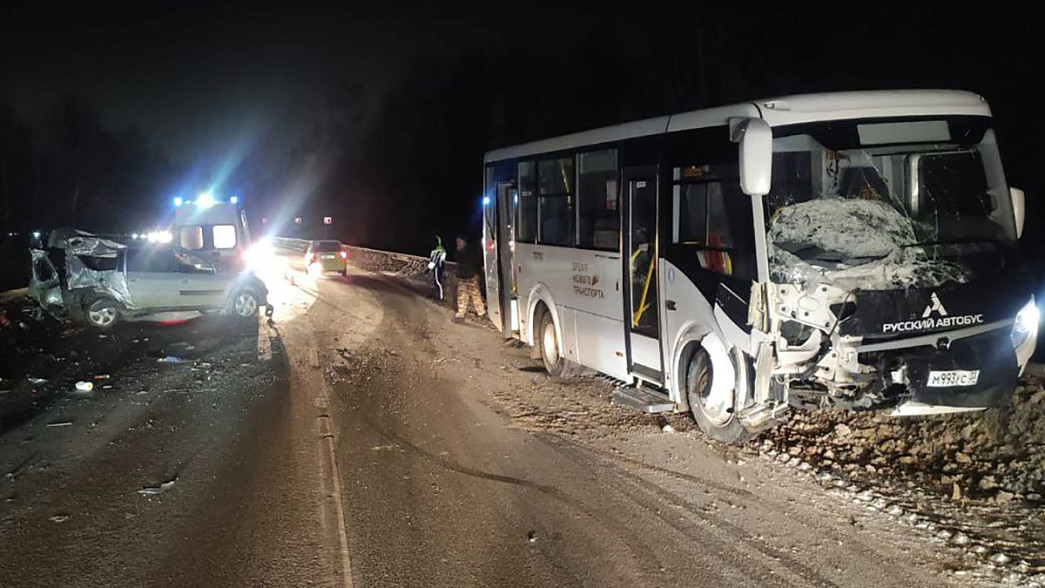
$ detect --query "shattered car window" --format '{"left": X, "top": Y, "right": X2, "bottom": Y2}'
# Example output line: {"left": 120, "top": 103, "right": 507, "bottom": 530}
{"left": 174, "top": 251, "right": 215, "bottom": 274}
{"left": 33, "top": 255, "right": 56, "bottom": 282}
{"left": 78, "top": 255, "right": 120, "bottom": 272}
{"left": 765, "top": 117, "right": 1015, "bottom": 290}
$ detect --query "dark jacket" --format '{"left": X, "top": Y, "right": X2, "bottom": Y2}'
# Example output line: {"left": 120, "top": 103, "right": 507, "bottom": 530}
{"left": 455, "top": 245, "right": 481, "bottom": 279}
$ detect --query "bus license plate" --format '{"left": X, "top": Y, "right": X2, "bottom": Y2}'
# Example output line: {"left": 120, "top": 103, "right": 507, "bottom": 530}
{"left": 927, "top": 370, "right": 980, "bottom": 387}
{"left": 321, "top": 254, "right": 335, "bottom": 259}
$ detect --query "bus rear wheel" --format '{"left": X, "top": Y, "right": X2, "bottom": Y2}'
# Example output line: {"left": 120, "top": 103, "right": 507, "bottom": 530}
{"left": 686, "top": 348, "right": 751, "bottom": 445}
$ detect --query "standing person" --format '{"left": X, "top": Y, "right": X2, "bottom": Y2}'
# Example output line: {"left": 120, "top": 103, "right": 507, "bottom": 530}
{"left": 425, "top": 236, "right": 447, "bottom": 300}
{"left": 453, "top": 234, "right": 486, "bottom": 323}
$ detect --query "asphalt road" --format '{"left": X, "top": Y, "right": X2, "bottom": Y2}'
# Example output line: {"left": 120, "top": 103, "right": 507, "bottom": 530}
{"left": 0, "top": 254, "right": 1016, "bottom": 587}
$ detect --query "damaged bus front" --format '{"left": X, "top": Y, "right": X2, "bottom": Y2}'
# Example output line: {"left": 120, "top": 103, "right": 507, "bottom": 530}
{"left": 745, "top": 107, "right": 1036, "bottom": 430}
{"left": 481, "top": 90, "right": 1033, "bottom": 444}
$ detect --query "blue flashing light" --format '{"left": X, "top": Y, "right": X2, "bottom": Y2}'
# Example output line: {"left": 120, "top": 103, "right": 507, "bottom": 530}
{"left": 482, "top": 195, "right": 491, "bottom": 206}
{"left": 197, "top": 192, "right": 216, "bottom": 209}
{"left": 173, "top": 196, "right": 184, "bottom": 207}
{"left": 230, "top": 196, "right": 239, "bottom": 204}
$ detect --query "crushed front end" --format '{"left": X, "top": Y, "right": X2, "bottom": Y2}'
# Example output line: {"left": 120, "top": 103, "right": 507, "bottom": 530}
{"left": 749, "top": 115, "right": 1034, "bottom": 417}
{"left": 752, "top": 278, "right": 1035, "bottom": 416}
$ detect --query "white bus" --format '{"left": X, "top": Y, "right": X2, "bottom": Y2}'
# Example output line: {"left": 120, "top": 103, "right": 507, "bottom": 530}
{"left": 481, "top": 90, "right": 1037, "bottom": 443}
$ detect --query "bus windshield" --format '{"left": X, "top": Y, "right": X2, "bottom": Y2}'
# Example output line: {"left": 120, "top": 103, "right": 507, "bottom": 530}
{"left": 765, "top": 118, "right": 1016, "bottom": 290}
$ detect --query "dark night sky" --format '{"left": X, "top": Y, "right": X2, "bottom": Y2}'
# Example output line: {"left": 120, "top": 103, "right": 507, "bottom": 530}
{"left": 3, "top": 6, "right": 470, "bottom": 163}
{"left": 2, "top": 4, "right": 1043, "bottom": 254}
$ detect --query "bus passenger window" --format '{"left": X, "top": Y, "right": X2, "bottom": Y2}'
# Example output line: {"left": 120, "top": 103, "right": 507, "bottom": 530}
{"left": 180, "top": 226, "right": 204, "bottom": 250}
{"left": 517, "top": 162, "right": 537, "bottom": 243}
{"left": 213, "top": 224, "right": 237, "bottom": 249}
{"left": 577, "top": 149, "right": 619, "bottom": 250}
{"left": 537, "top": 157, "right": 575, "bottom": 246}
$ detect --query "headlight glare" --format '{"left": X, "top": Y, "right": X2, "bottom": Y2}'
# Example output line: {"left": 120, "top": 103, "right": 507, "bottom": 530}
{"left": 1011, "top": 299, "right": 1039, "bottom": 348}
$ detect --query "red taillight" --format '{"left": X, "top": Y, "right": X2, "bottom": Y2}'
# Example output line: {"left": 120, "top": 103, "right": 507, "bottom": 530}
{"left": 308, "top": 253, "right": 316, "bottom": 262}
{"left": 339, "top": 251, "right": 347, "bottom": 259}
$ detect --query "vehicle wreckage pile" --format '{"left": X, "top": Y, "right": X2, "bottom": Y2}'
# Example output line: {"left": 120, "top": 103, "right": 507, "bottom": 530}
{"left": 760, "top": 376, "right": 1045, "bottom": 505}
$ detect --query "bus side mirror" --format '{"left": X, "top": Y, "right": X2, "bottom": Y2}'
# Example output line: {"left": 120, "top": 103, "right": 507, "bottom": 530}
{"left": 731, "top": 118, "right": 773, "bottom": 196}
{"left": 1011, "top": 187, "right": 1025, "bottom": 239}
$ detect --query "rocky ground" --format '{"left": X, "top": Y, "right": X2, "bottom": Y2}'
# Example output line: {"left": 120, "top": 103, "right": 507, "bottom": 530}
{"left": 757, "top": 381, "right": 1045, "bottom": 584}
{"left": 762, "top": 383, "right": 1045, "bottom": 506}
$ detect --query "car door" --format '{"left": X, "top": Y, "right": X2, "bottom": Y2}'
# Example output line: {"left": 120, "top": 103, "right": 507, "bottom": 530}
{"left": 173, "top": 250, "right": 227, "bottom": 309}
{"left": 28, "top": 249, "right": 63, "bottom": 308}
{"left": 125, "top": 248, "right": 182, "bottom": 309}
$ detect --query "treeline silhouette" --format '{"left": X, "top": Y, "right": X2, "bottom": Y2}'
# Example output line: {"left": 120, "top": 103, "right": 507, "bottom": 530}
{"left": 0, "top": 93, "right": 176, "bottom": 234}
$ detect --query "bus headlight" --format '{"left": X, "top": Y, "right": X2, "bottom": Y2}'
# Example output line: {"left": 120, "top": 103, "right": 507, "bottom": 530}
{"left": 1011, "top": 298, "right": 1039, "bottom": 349}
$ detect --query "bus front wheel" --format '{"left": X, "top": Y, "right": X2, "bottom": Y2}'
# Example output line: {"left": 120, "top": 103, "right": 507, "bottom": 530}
{"left": 686, "top": 348, "right": 751, "bottom": 445}
{"left": 538, "top": 310, "right": 566, "bottom": 377}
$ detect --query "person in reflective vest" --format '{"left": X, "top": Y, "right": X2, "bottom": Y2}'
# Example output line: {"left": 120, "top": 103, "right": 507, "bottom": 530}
{"left": 426, "top": 236, "right": 447, "bottom": 300}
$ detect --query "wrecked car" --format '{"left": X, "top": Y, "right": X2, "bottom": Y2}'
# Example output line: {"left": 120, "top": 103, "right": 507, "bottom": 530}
{"left": 481, "top": 90, "right": 1036, "bottom": 443}
{"left": 29, "top": 230, "right": 270, "bottom": 328}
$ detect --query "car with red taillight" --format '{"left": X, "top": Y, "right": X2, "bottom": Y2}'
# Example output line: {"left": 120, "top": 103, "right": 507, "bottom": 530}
{"left": 305, "top": 240, "right": 347, "bottom": 276}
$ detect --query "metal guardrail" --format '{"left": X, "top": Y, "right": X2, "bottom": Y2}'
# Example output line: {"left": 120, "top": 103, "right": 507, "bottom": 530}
{"left": 272, "top": 237, "right": 310, "bottom": 252}
{"left": 272, "top": 237, "right": 457, "bottom": 273}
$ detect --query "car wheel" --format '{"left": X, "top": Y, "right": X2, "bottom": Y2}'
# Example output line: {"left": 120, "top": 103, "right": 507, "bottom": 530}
{"left": 686, "top": 348, "right": 750, "bottom": 445}
{"left": 85, "top": 297, "right": 120, "bottom": 329}
{"left": 232, "top": 290, "right": 260, "bottom": 319}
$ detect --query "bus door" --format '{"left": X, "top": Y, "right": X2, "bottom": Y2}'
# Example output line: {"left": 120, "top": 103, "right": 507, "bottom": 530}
{"left": 622, "top": 168, "right": 664, "bottom": 384}
{"left": 497, "top": 182, "right": 518, "bottom": 336}
{"left": 483, "top": 180, "right": 517, "bottom": 336}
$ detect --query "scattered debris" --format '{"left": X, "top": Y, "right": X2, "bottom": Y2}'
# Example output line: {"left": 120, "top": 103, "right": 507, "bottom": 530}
{"left": 27, "top": 377, "right": 47, "bottom": 385}
{"left": 157, "top": 356, "right": 185, "bottom": 364}
{"left": 74, "top": 381, "right": 93, "bottom": 393}
{"left": 92, "top": 374, "right": 110, "bottom": 380}
{"left": 46, "top": 421, "right": 72, "bottom": 427}
{"left": 137, "top": 477, "right": 178, "bottom": 495}
{"left": 527, "top": 530, "right": 538, "bottom": 543}
{"left": 48, "top": 514, "right": 71, "bottom": 524}
{"left": 990, "top": 553, "right": 1012, "bottom": 566}
{"left": 661, "top": 424, "right": 676, "bottom": 434}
